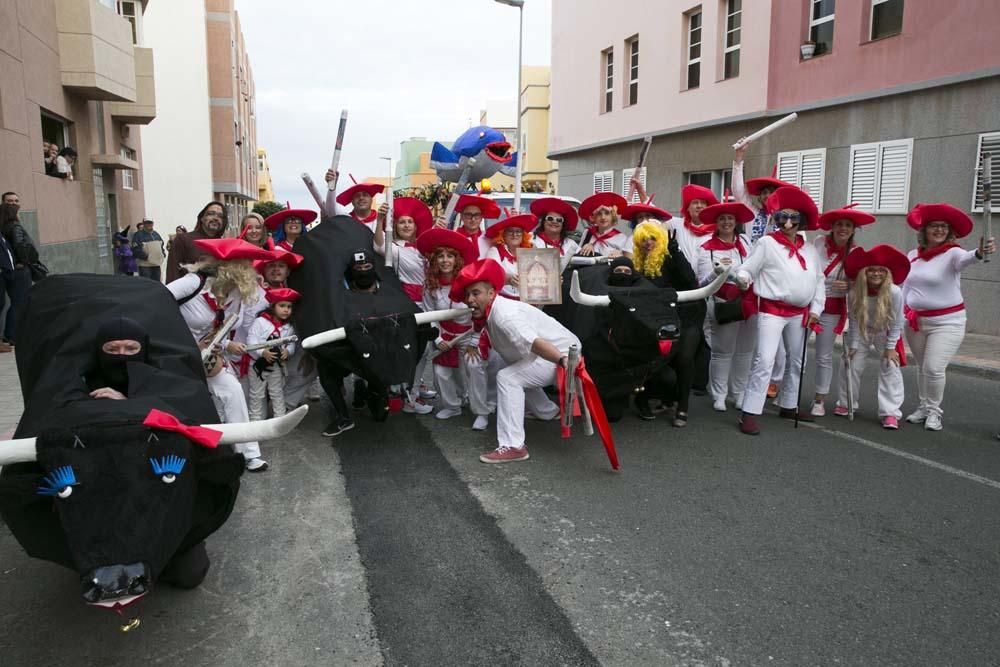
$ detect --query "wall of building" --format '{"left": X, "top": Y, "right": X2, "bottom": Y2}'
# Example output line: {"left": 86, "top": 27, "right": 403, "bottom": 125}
{"left": 141, "top": 0, "right": 213, "bottom": 229}
{"left": 521, "top": 65, "right": 557, "bottom": 192}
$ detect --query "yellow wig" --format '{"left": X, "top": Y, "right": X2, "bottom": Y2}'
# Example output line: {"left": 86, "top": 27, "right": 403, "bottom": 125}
{"left": 632, "top": 221, "right": 670, "bottom": 278}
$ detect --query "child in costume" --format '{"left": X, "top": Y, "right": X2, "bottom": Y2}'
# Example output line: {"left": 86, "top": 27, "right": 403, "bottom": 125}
{"left": 247, "top": 288, "right": 299, "bottom": 422}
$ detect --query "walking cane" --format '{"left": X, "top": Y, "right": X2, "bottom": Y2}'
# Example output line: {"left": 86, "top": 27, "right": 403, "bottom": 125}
{"left": 795, "top": 322, "right": 811, "bottom": 429}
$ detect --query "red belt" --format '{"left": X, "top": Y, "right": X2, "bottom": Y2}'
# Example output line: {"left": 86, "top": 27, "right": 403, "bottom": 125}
{"left": 823, "top": 296, "right": 847, "bottom": 334}
{"left": 904, "top": 303, "right": 964, "bottom": 332}
{"left": 402, "top": 282, "right": 423, "bottom": 302}
{"left": 759, "top": 297, "right": 818, "bottom": 331}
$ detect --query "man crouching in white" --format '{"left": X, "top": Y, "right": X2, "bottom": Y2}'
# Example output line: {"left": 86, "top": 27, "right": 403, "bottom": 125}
{"left": 452, "top": 259, "right": 581, "bottom": 464}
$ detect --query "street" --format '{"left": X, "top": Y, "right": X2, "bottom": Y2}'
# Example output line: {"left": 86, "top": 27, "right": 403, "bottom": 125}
{"left": 2, "top": 360, "right": 1000, "bottom": 666}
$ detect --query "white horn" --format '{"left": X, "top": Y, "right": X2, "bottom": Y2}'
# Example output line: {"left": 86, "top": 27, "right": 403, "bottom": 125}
{"left": 204, "top": 405, "right": 309, "bottom": 445}
{"left": 569, "top": 270, "right": 611, "bottom": 307}
{"left": 0, "top": 438, "right": 37, "bottom": 466}
{"left": 676, "top": 264, "right": 733, "bottom": 303}
{"left": 415, "top": 307, "right": 470, "bottom": 325}
{"left": 302, "top": 327, "right": 346, "bottom": 349}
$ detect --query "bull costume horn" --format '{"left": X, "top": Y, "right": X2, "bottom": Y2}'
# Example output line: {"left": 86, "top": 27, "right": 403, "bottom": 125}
{"left": 0, "top": 406, "right": 310, "bottom": 465}
{"left": 302, "top": 308, "right": 470, "bottom": 349}
{"left": 676, "top": 263, "right": 732, "bottom": 303}
{"left": 569, "top": 271, "right": 611, "bottom": 307}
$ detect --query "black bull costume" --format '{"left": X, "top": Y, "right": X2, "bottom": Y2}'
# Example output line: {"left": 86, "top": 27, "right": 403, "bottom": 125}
{"left": 0, "top": 275, "right": 305, "bottom": 612}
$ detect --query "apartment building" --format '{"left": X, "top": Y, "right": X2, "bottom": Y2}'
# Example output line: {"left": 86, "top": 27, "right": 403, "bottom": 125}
{"left": 550, "top": 0, "right": 1000, "bottom": 333}
{"left": 257, "top": 147, "right": 274, "bottom": 202}
{"left": 0, "top": 0, "right": 157, "bottom": 272}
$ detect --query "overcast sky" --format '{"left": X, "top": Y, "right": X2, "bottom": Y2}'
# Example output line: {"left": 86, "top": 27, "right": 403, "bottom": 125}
{"left": 237, "top": 0, "right": 552, "bottom": 209}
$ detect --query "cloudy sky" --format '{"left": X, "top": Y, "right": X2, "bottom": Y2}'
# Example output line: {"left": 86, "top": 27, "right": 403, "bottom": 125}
{"left": 237, "top": 0, "right": 552, "bottom": 209}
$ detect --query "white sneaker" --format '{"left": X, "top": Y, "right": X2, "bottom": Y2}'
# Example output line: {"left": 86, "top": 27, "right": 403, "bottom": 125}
{"left": 906, "top": 407, "right": 929, "bottom": 424}
{"left": 924, "top": 414, "right": 943, "bottom": 431}
{"left": 403, "top": 400, "right": 433, "bottom": 415}
{"left": 713, "top": 399, "right": 727, "bottom": 412}
{"left": 245, "top": 458, "right": 269, "bottom": 472}
{"left": 419, "top": 384, "right": 438, "bottom": 400}
{"left": 810, "top": 402, "right": 826, "bottom": 417}
{"left": 472, "top": 415, "right": 489, "bottom": 431}
{"left": 435, "top": 407, "right": 462, "bottom": 420}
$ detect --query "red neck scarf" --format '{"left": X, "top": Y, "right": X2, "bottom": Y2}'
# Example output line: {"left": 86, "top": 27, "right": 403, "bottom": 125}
{"left": 458, "top": 227, "right": 482, "bottom": 244}
{"left": 770, "top": 231, "right": 807, "bottom": 270}
{"left": 537, "top": 233, "right": 564, "bottom": 254}
{"left": 352, "top": 210, "right": 377, "bottom": 224}
{"left": 395, "top": 239, "right": 416, "bottom": 249}
{"left": 824, "top": 235, "right": 850, "bottom": 276}
{"left": 684, "top": 217, "right": 716, "bottom": 236}
{"left": 277, "top": 240, "right": 294, "bottom": 252}
{"left": 588, "top": 226, "right": 620, "bottom": 243}
{"left": 867, "top": 286, "right": 881, "bottom": 296}
{"left": 472, "top": 298, "right": 495, "bottom": 332}
{"left": 702, "top": 235, "right": 746, "bottom": 257}
{"left": 261, "top": 311, "right": 287, "bottom": 335}
{"left": 497, "top": 245, "right": 517, "bottom": 263}
{"left": 913, "top": 242, "right": 960, "bottom": 263}
{"left": 201, "top": 292, "right": 229, "bottom": 313}
{"left": 438, "top": 274, "right": 452, "bottom": 286}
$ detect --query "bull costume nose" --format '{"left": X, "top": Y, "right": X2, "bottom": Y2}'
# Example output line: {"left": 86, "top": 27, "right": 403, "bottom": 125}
{"left": 82, "top": 562, "right": 150, "bottom": 604}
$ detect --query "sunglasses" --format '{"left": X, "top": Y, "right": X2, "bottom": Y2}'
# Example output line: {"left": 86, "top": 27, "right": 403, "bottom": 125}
{"left": 772, "top": 212, "right": 802, "bottom": 224}
{"left": 543, "top": 215, "right": 565, "bottom": 224}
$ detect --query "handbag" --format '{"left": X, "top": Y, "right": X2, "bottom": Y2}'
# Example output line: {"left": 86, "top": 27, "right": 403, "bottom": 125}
{"left": 709, "top": 249, "right": 746, "bottom": 325}
{"left": 27, "top": 259, "right": 49, "bottom": 282}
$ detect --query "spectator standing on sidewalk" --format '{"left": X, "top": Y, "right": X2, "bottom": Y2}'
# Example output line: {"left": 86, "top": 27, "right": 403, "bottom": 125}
{"left": 0, "top": 196, "right": 41, "bottom": 345}
{"left": 166, "top": 202, "right": 227, "bottom": 283}
{"left": 131, "top": 218, "right": 165, "bottom": 281}
{"left": 113, "top": 228, "right": 137, "bottom": 276}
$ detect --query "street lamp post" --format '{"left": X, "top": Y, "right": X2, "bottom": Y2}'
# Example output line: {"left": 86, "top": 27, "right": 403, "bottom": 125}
{"left": 495, "top": 0, "right": 525, "bottom": 212}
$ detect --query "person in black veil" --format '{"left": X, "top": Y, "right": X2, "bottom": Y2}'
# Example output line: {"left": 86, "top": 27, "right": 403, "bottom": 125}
{"left": 85, "top": 316, "right": 150, "bottom": 400}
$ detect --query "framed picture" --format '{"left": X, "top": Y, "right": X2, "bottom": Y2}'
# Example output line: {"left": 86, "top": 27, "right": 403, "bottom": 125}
{"left": 516, "top": 247, "right": 562, "bottom": 305}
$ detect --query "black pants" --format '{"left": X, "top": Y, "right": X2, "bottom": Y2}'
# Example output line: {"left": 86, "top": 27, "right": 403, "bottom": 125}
{"left": 317, "top": 362, "right": 351, "bottom": 419}
{"left": 138, "top": 266, "right": 161, "bottom": 282}
{"left": 0, "top": 266, "right": 30, "bottom": 341}
{"left": 669, "top": 323, "right": 702, "bottom": 414}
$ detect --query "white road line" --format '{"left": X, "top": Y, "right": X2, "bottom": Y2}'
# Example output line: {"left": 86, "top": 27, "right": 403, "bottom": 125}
{"left": 797, "top": 420, "right": 1000, "bottom": 491}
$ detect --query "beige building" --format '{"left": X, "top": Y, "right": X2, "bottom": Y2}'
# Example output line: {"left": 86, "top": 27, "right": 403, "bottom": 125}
{"left": 520, "top": 65, "right": 557, "bottom": 193}
{"left": 257, "top": 147, "right": 274, "bottom": 202}
{"left": 0, "top": 0, "right": 157, "bottom": 273}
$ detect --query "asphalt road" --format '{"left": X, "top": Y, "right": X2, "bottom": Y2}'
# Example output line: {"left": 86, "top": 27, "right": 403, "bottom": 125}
{"left": 2, "top": 359, "right": 1000, "bottom": 666}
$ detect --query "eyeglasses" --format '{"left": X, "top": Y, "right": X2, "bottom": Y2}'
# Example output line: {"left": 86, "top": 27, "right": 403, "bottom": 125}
{"left": 461, "top": 212, "right": 483, "bottom": 220}
{"left": 506, "top": 229, "right": 524, "bottom": 235}
{"left": 925, "top": 223, "right": 950, "bottom": 232}
{"left": 866, "top": 267, "right": 888, "bottom": 274}
{"left": 772, "top": 212, "right": 802, "bottom": 224}
{"left": 543, "top": 216, "right": 565, "bottom": 224}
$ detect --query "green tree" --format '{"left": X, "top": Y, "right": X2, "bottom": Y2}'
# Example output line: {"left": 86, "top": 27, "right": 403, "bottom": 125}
{"left": 253, "top": 200, "right": 285, "bottom": 219}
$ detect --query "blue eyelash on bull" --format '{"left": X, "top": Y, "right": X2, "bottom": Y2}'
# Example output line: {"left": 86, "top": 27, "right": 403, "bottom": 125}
{"left": 37, "top": 466, "right": 79, "bottom": 496}
{"left": 150, "top": 455, "right": 186, "bottom": 476}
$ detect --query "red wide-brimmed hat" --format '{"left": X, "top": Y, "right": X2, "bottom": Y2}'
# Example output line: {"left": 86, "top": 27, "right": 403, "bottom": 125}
{"left": 487, "top": 213, "right": 537, "bottom": 238}
{"left": 264, "top": 208, "right": 318, "bottom": 231}
{"left": 845, "top": 244, "right": 910, "bottom": 285}
{"left": 415, "top": 228, "right": 478, "bottom": 266}
{"left": 579, "top": 192, "right": 628, "bottom": 221}
{"left": 253, "top": 248, "right": 304, "bottom": 274}
{"left": 391, "top": 197, "right": 434, "bottom": 236}
{"left": 449, "top": 258, "right": 505, "bottom": 303}
{"left": 906, "top": 203, "right": 974, "bottom": 239}
{"left": 455, "top": 194, "right": 501, "bottom": 220}
{"left": 745, "top": 176, "right": 796, "bottom": 196}
{"left": 698, "top": 202, "right": 754, "bottom": 225}
{"left": 765, "top": 186, "right": 820, "bottom": 231}
{"left": 194, "top": 238, "right": 275, "bottom": 262}
{"left": 265, "top": 287, "right": 302, "bottom": 304}
{"left": 529, "top": 197, "right": 579, "bottom": 231}
{"left": 681, "top": 184, "right": 720, "bottom": 211}
{"left": 335, "top": 182, "right": 385, "bottom": 207}
{"left": 818, "top": 203, "right": 877, "bottom": 230}
{"left": 621, "top": 202, "right": 673, "bottom": 223}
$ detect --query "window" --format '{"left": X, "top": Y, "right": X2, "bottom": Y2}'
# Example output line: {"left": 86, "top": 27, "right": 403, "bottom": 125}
{"left": 809, "top": 0, "right": 835, "bottom": 56}
{"left": 848, "top": 139, "right": 913, "bottom": 214}
{"left": 40, "top": 110, "right": 70, "bottom": 175}
{"left": 593, "top": 170, "right": 614, "bottom": 193}
{"left": 870, "top": 0, "right": 903, "bottom": 40}
{"left": 685, "top": 169, "right": 731, "bottom": 200}
{"left": 686, "top": 10, "right": 702, "bottom": 89}
{"left": 724, "top": 0, "right": 741, "bottom": 79}
{"left": 622, "top": 167, "right": 646, "bottom": 203}
{"left": 116, "top": 1, "right": 140, "bottom": 45}
{"left": 776, "top": 148, "right": 827, "bottom": 209}
{"left": 120, "top": 146, "right": 137, "bottom": 190}
{"left": 626, "top": 37, "right": 639, "bottom": 106}
{"left": 601, "top": 47, "right": 614, "bottom": 113}
{"left": 971, "top": 133, "right": 1000, "bottom": 212}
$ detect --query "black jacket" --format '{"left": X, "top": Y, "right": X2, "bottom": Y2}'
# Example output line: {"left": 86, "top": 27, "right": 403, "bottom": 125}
{"left": 2, "top": 221, "right": 39, "bottom": 266}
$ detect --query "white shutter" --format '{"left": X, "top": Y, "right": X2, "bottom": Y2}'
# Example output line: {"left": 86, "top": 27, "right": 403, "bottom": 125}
{"left": 876, "top": 140, "right": 912, "bottom": 213}
{"left": 972, "top": 132, "right": 1000, "bottom": 212}
{"left": 776, "top": 152, "right": 800, "bottom": 183}
{"left": 848, "top": 143, "right": 879, "bottom": 212}
{"left": 775, "top": 148, "right": 825, "bottom": 208}
{"left": 593, "top": 170, "right": 614, "bottom": 193}
{"left": 622, "top": 166, "right": 646, "bottom": 202}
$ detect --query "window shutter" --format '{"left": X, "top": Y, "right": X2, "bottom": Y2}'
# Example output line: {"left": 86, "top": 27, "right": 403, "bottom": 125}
{"left": 848, "top": 144, "right": 879, "bottom": 212}
{"left": 776, "top": 153, "right": 800, "bottom": 183}
{"left": 799, "top": 149, "right": 826, "bottom": 209}
{"left": 972, "top": 133, "right": 1000, "bottom": 211}
{"left": 876, "top": 141, "right": 911, "bottom": 213}
{"left": 593, "top": 170, "right": 613, "bottom": 193}
{"left": 622, "top": 167, "right": 646, "bottom": 202}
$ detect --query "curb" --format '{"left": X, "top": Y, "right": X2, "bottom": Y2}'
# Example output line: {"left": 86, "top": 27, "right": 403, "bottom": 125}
{"left": 828, "top": 339, "right": 1000, "bottom": 381}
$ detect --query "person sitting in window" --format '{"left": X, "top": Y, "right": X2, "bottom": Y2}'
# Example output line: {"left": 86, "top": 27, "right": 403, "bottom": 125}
{"left": 44, "top": 144, "right": 60, "bottom": 177}
{"left": 53, "top": 146, "right": 77, "bottom": 181}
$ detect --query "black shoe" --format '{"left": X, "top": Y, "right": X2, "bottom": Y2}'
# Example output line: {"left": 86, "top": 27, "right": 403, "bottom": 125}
{"left": 635, "top": 395, "right": 656, "bottom": 421}
{"left": 352, "top": 378, "right": 367, "bottom": 410}
{"left": 322, "top": 417, "right": 355, "bottom": 437}
{"left": 368, "top": 392, "right": 389, "bottom": 423}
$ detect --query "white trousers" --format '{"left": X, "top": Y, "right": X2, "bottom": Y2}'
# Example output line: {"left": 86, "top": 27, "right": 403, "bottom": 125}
{"left": 433, "top": 354, "right": 490, "bottom": 415}
{"left": 770, "top": 337, "right": 786, "bottom": 383}
{"left": 208, "top": 368, "right": 261, "bottom": 460}
{"left": 741, "top": 313, "right": 807, "bottom": 415}
{"left": 836, "top": 332, "right": 904, "bottom": 418}
{"left": 813, "top": 311, "right": 844, "bottom": 395}
{"left": 904, "top": 316, "right": 965, "bottom": 418}
{"left": 708, "top": 310, "right": 756, "bottom": 406}
{"left": 249, "top": 367, "right": 287, "bottom": 421}
{"left": 495, "top": 356, "right": 560, "bottom": 449}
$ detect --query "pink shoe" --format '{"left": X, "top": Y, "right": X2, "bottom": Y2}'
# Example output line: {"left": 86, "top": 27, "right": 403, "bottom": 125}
{"left": 834, "top": 405, "right": 849, "bottom": 417}
{"left": 479, "top": 446, "right": 529, "bottom": 464}
{"left": 882, "top": 416, "right": 899, "bottom": 430}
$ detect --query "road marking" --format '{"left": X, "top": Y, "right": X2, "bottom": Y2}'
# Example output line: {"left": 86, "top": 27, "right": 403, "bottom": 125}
{"left": 796, "top": 419, "right": 1000, "bottom": 491}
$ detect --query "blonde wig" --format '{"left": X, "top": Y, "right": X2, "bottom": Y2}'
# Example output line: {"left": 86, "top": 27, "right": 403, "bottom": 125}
{"left": 632, "top": 221, "right": 670, "bottom": 279}
{"left": 850, "top": 267, "right": 895, "bottom": 341}
{"left": 181, "top": 259, "right": 260, "bottom": 304}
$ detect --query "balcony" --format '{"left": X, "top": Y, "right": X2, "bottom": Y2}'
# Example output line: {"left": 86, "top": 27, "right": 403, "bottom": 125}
{"left": 56, "top": 0, "right": 137, "bottom": 102}
{"left": 91, "top": 153, "right": 138, "bottom": 170}
{"left": 108, "top": 47, "right": 156, "bottom": 124}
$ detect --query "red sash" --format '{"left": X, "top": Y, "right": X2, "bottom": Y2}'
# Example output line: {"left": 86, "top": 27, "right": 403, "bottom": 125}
{"left": 759, "top": 297, "right": 817, "bottom": 330}
{"left": 823, "top": 296, "right": 848, "bottom": 334}
{"left": 402, "top": 282, "right": 423, "bottom": 302}
{"left": 904, "top": 303, "right": 965, "bottom": 332}
{"left": 823, "top": 236, "right": 848, "bottom": 277}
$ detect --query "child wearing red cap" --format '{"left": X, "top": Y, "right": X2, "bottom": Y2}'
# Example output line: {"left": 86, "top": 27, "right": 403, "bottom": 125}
{"left": 247, "top": 288, "right": 300, "bottom": 422}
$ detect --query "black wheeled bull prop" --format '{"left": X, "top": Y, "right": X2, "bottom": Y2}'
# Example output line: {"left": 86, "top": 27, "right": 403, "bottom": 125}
{"left": 0, "top": 275, "right": 305, "bottom": 620}
{"left": 562, "top": 264, "right": 730, "bottom": 421}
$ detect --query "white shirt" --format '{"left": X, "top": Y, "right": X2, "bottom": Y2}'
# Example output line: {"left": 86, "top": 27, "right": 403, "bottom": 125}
{"left": 848, "top": 284, "right": 903, "bottom": 350}
{"left": 669, "top": 219, "right": 715, "bottom": 266}
{"left": 375, "top": 240, "right": 426, "bottom": 288}
{"left": 737, "top": 234, "right": 826, "bottom": 315}
{"left": 903, "top": 246, "right": 978, "bottom": 324}
{"left": 695, "top": 234, "right": 750, "bottom": 290}
{"left": 246, "top": 315, "right": 296, "bottom": 359}
{"left": 485, "top": 246, "right": 520, "bottom": 299}
{"left": 813, "top": 235, "right": 851, "bottom": 299}
{"left": 167, "top": 273, "right": 247, "bottom": 341}
{"left": 582, "top": 226, "right": 632, "bottom": 257}
{"left": 486, "top": 295, "right": 580, "bottom": 365}
{"left": 532, "top": 234, "right": 581, "bottom": 272}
